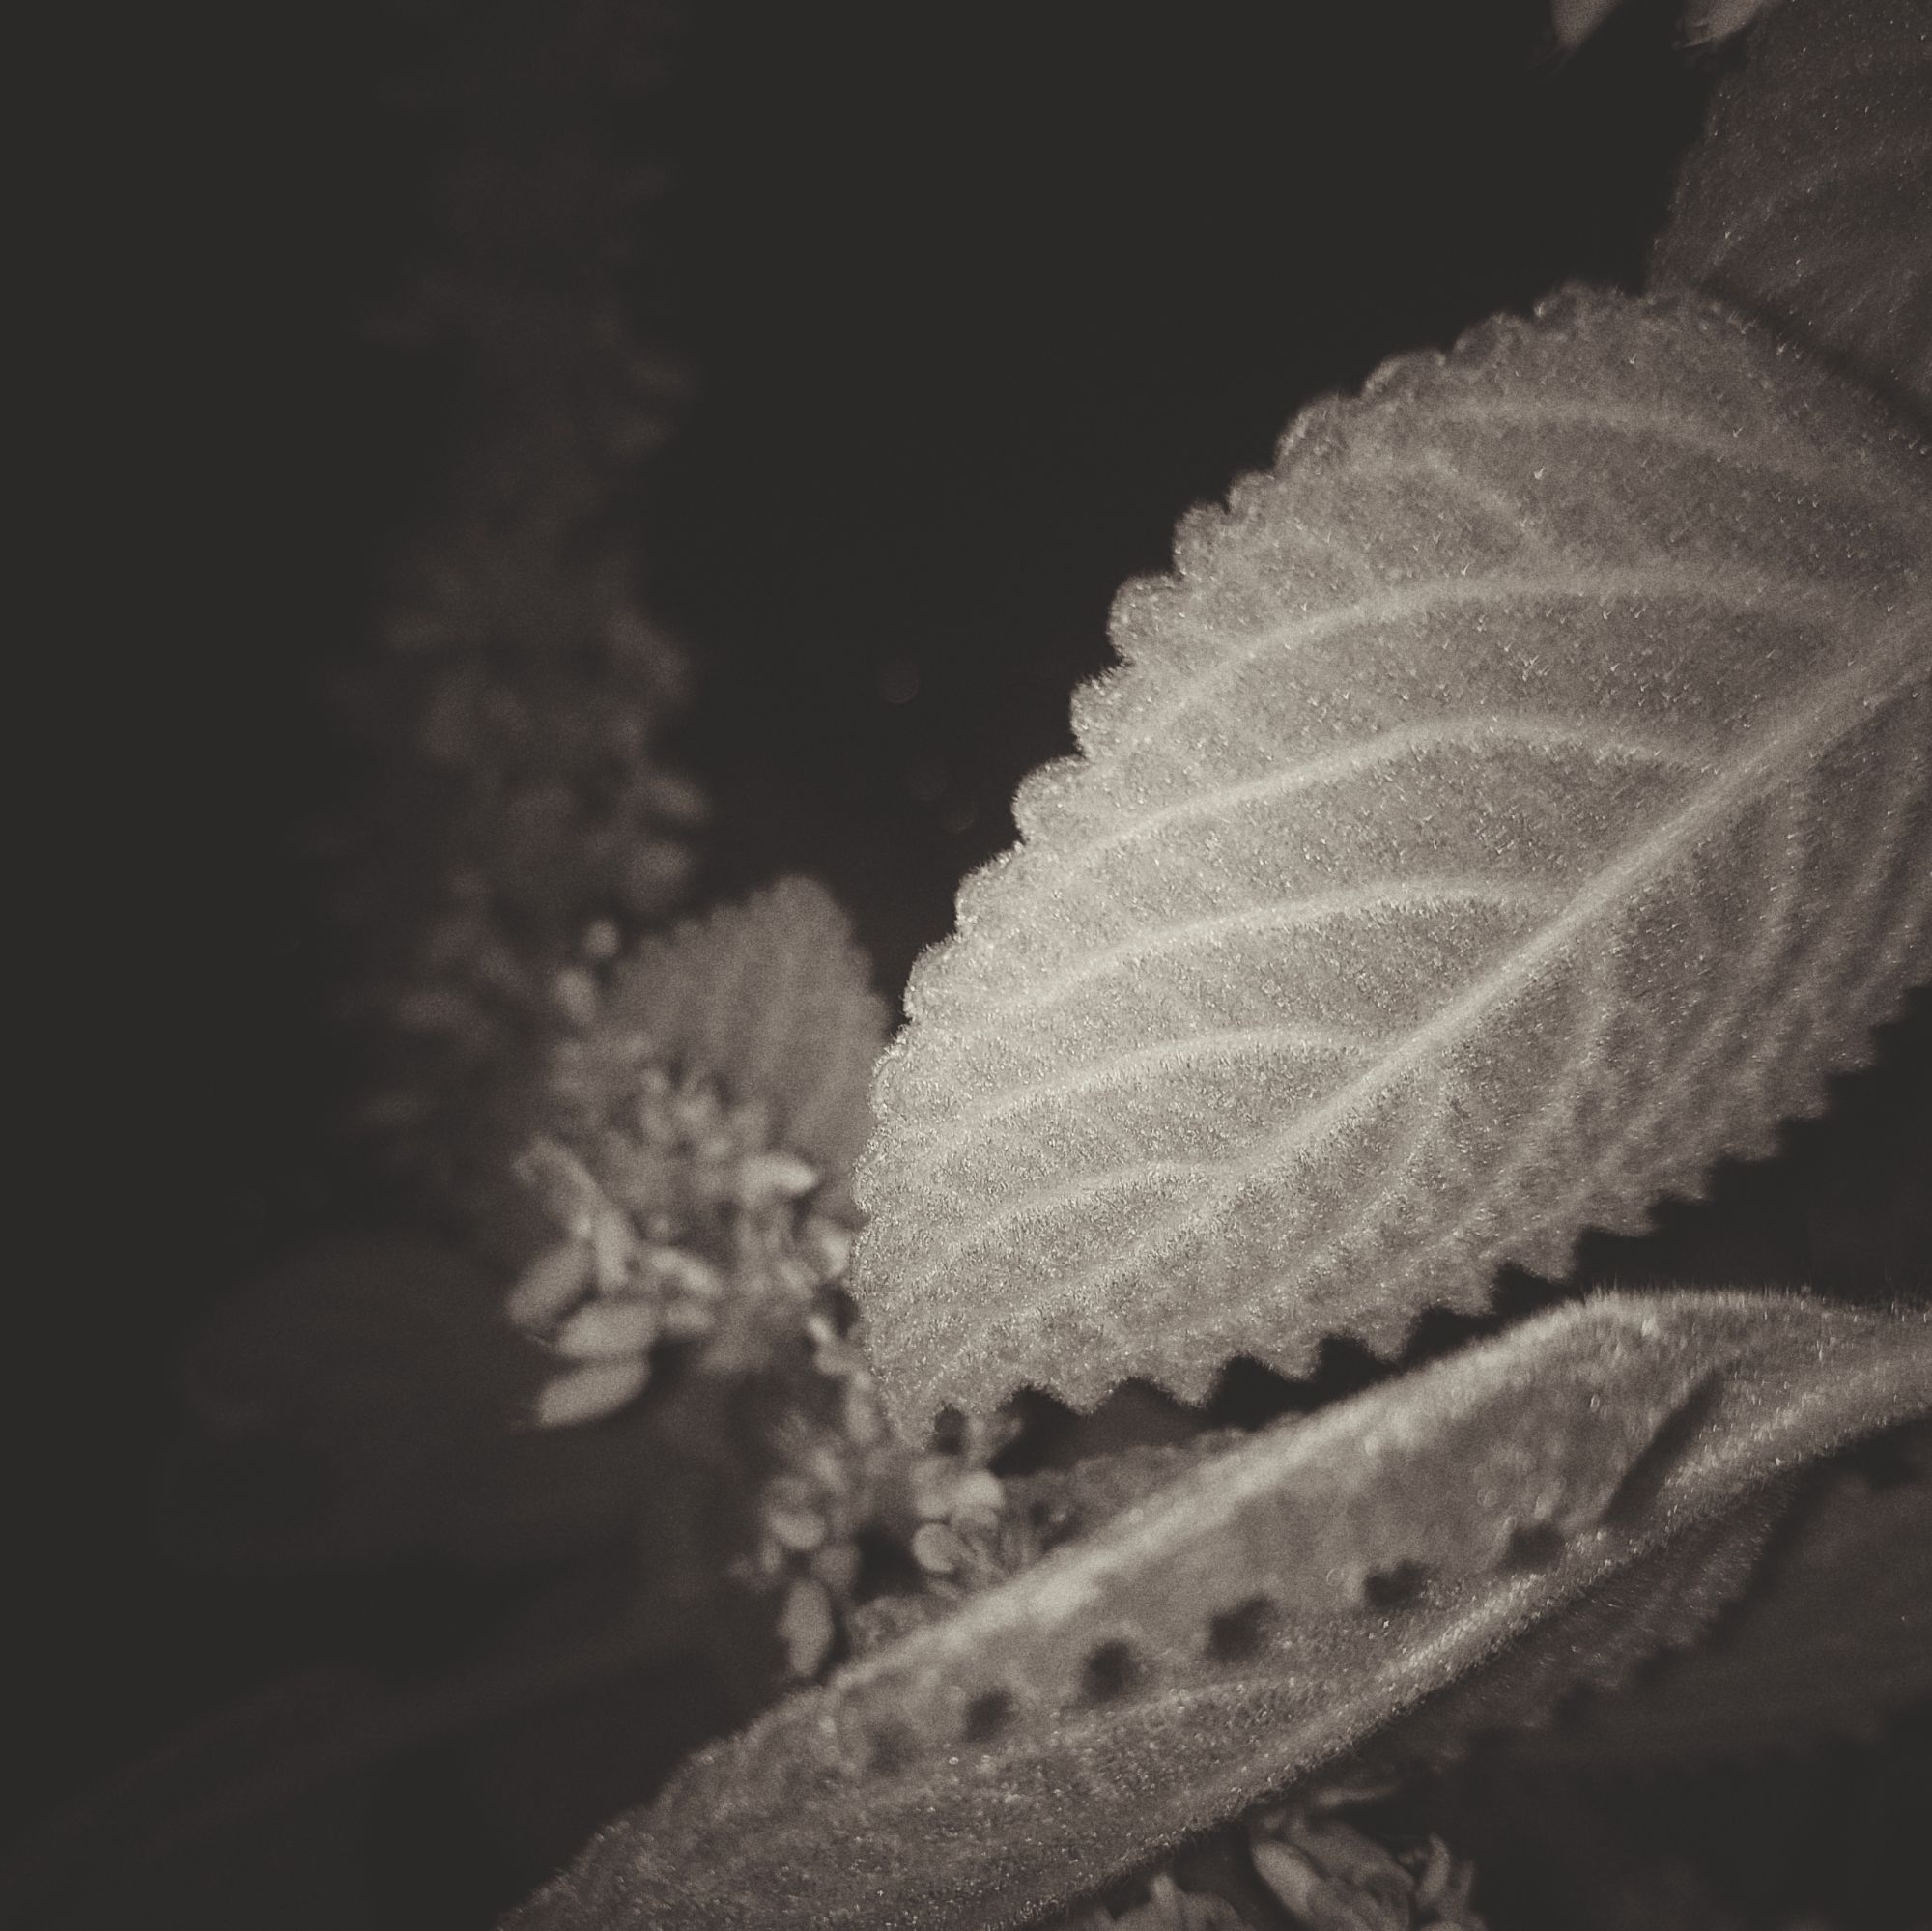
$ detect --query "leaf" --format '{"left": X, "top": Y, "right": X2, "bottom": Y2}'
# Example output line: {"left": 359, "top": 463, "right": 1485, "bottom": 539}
{"left": 1652, "top": 0, "right": 1932, "bottom": 424}
{"left": 585, "top": 876, "right": 887, "bottom": 1207}
{"left": 500, "top": 1292, "right": 1932, "bottom": 1931}
{"left": 846, "top": 1435, "right": 1244, "bottom": 1660}
{"left": 854, "top": 287, "right": 1932, "bottom": 1429}
{"left": 1361, "top": 1489, "right": 1787, "bottom": 1776}
{"left": 1516, "top": 1419, "right": 1932, "bottom": 1762}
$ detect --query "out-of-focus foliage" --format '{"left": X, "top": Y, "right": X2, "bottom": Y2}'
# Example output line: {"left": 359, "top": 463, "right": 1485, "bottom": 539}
{"left": 329, "top": 0, "right": 699, "bottom": 1205}
{"left": 1653, "top": 0, "right": 1932, "bottom": 422}
{"left": 1550, "top": 0, "right": 1781, "bottom": 53}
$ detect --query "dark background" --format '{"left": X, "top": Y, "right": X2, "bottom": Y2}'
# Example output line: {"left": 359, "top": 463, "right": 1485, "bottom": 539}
{"left": 20, "top": 1, "right": 1927, "bottom": 1923}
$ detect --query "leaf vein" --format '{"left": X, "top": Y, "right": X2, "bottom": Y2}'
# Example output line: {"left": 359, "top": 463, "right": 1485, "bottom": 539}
{"left": 927, "top": 594, "right": 1928, "bottom": 1280}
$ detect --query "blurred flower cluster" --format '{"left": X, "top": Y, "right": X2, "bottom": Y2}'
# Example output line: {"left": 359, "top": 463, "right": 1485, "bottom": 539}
{"left": 1244, "top": 1803, "right": 1483, "bottom": 1931}
{"left": 1056, "top": 1802, "right": 1484, "bottom": 1931}
{"left": 178, "top": 0, "right": 1016, "bottom": 1702}
{"left": 501, "top": 959, "right": 1009, "bottom": 1678}
{"left": 327, "top": 0, "right": 701, "bottom": 1198}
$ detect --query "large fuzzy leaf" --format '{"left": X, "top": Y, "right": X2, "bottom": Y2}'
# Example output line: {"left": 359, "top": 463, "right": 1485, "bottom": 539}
{"left": 853, "top": 287, "right": 1931, "bottom": 1428}
{"left": 1652, "top": 0, "right": 1932, "bottom": 424}
{"left": 501, "top": 1292, "right": 1932, "bottom": 1931}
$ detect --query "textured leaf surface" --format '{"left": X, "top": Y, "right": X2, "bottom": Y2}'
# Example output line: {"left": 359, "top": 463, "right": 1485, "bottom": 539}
{"left": 596, "top": 875, "right": 886, "bottom": 1201}
{"left": 1520, "top": 1418, "right": 1932, "bottom": 1762}
{"left": 1653, "top": 0, "right": 1932, "bottom": 423}
{"left": 501, "top": 1292, "right": 1932, "bottom": 1931}
{"left": 853, "top": 290, "right": 1932, "bottom": 1429}
{"left": 1363, "top": 1490, "right": 1786, "bottom": 1777}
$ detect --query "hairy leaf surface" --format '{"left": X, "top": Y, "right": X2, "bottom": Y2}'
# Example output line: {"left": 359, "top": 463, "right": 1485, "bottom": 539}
{"left": 1653, "top": 0, "right": 1932, "bottom": 424}
{"left": 854, "top": 289, "right": 1931, "bottom": 1427}
{"left": 1518, "top": 1418, "right": 1932, "bottom": 1762}
{"left": 502, "top": 1292, "right": 1932, "bottom": 1931}
{"left": 591, "top": 875, "right": 886, "bottom": 1201}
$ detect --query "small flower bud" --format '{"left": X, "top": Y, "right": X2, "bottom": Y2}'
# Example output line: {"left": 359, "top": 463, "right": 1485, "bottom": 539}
{"left": 554, "top": 1297, "right": 658, "bottom": 1360}
{"left": 948, "top": 1470, "right": 1005, "bottom": 1521}
{"left": 531, "top": 1355, "right": 650, "bottom": 1429}
{"left": 1251, "top": 1840, "right": 1397, "bottom": 1931}
{"left": 778, "top": 1576, "right": 836, "bottom": 1679}
{"left": 587, "top": 1207, "right": 635, "bottom": 1293}
{"left": 841, "top": 1382, "right": 884, "bottom": 1449}
{"left": 646, "top": 1244, "right": 724, "bottom": 1298}
{"left": 766, "top": 1503, "right": 830, "bottom": 1554}
{"left": 910, "top": 1522, "right": 974, "bottom": 1576}
{"left": 657, "top": 1297, "right": 717, "bottom": 1340}
{"left": 733, "top": 1151, "right": 819, "bottom": 1207}
{"left": 803, "top": 1214, "right": 855, "bottom": 1280}
{"left": 810, "top": 1541, "right": 862, "bottom": 1595}
{"left": 909, "top": 1454, "right": 965, "bottom": 1521}
{"left": 671, "top": 1082, "right": 724, "bottom": 1143}
{"left": 551, "top": 964, "right": 600, "bottom": 1029}
{"left": 506, "top": 1241, "right": 592, "bottom": 1326}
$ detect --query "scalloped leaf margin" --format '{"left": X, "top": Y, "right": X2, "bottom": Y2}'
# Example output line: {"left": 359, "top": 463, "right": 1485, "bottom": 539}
{"left": 502, "top": 1291, "right": 1932, "bottom": 1931}
{"left": 853, "top": 286, "right": 1932, "bottom": 1430}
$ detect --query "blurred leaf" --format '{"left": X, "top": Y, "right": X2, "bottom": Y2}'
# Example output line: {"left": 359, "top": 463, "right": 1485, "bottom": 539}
{"left": 592, "top": 876, "right": 887, "bottom": 1208}
{"left": 1653, "top": 0, "right": 1932, "bottom": 422}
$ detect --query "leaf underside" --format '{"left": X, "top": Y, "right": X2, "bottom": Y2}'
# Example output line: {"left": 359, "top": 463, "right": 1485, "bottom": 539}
{"left": 854, "top": 286, "right": 1931, "bottom": 1429}
{"left": 503, "top": 1292, "right": 1932, "bottom": 1931}
{"left": 1653, "top": 0, "right": 1932, "bottom": 426}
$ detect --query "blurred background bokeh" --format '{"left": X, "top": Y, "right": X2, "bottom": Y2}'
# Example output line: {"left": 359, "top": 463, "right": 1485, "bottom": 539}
{"left": 18, "top": 1, "right": 1926, "bottom": 1923}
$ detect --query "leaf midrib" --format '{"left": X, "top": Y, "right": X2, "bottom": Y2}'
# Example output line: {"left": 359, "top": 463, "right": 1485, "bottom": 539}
{"left": 914, "top": 590, "right": 1927, "bottom": 1294}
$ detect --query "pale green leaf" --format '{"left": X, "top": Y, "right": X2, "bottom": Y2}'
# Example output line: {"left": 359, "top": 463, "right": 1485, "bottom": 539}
{"left": 854, "top": 288, "right": 1931, "bottom": 1428}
